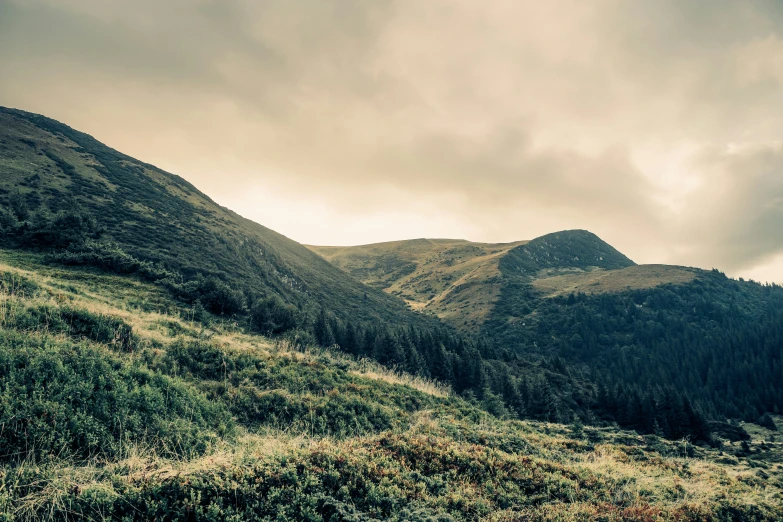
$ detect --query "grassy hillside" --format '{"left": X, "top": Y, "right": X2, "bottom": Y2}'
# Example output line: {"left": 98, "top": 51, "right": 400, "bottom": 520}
{"left": 310, "top": 231, "right": 679, "bottom": 330}
{"left": 0, "top": 249, "right": 781, "bottom": 521}
{"left": 309, "top": 239, "right": 526, "bottom": 329}
{"left": 531, "top": 265, "right": 697, "bottom": 298}
{"left": 312, "top": 230, "right": 783, "bottom": 432}
{"left": 0, "top": 107, "right": 416, "bottom": 326}
{"left": 1, "top": 107, "right": 658, "bottom": 442}
{"left": 2, "top": 107, "right": 782, "bottom": 518}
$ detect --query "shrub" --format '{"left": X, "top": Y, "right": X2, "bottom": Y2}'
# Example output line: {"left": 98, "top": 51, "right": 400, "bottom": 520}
{"left": 0, "top": 332, "right": 234, "bottom": 462}
{"left": 4, "top": 303, "right": 138, "bottom": 351}
{"left": 49, "top": 240, "right": 174, "bottom": 280}
{"left": 18, "top": 204, "right": 102, "bottom": 249}
{"left": 58, "top": 307, "right": 137, "bottom": 351}
{"left": 51, "top": 243, "right": 247, "bottom": 316}
{"left": 191, "top": 276, "right": 246, "bottom": 316}
{"left": 250, "top": 295, "right": 299, "bottom": 335}
{"left": 0, "top": 271, "right": 39, "bottom": 297}
{"left": 709, "top": 421, "right": 751, "bottom": 442}
{"left": 757, "top": 413, "right": 778, "bottom": 431}
{"left": 166, "top": 339, "right": 231, "bottom": 381}
{"left": 0, "top": 207, "right": 17, "bottom": 243}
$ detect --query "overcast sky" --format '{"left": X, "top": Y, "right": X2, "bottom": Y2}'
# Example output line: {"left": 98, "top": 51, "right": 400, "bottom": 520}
{"left": 1, "top": 0, "right": 782, "bottom": 282}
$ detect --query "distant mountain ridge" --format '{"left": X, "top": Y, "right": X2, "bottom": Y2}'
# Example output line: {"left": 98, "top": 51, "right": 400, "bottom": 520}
{"left": 309, "top": 238, "right": 527, "bottom": 328}
{"left": 311, "top": 231, "right": 783, "bottom": 426}
{"left": 309, "top": 229, "right": 681, "bottom": 329}
{"left": 499, "top": 230, "right": 635, "bottom": 277}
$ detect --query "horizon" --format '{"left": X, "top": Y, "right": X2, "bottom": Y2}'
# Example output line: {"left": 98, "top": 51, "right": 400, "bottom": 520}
{"left": 4, "top": 102, "right": 780, "bottom": 284}
{"left": 1, "top": 1, "right": 782, "bottom": 283}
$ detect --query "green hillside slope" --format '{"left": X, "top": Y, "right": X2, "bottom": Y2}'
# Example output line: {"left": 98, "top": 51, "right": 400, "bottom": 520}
{"left": 0, "top": 108, "right": 609, "bottom": 441}
{"left": 309, "top": 231, "right": 679, "bottom": 330}
{"left": 2, "top": 106, "right": 782, "bottom": 462}
{"left": 1, "top": 107, "right": 604, "bottom": 439}
{"left": 309, "top": 238, "right": 527, "bottom": 328}
{"left": 311, "top": 232, "right": 783, "bottom": 431}
{"left": 0, "top": 107, "right": 414, "bottom": 326}
{"left": 0, "top": 250, "right": 780, "bottom": 521}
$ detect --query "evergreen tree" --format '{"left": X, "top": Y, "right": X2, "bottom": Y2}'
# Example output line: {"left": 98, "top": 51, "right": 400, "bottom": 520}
{"left": 313, "top": 309, "right": 335, "bottom": 347}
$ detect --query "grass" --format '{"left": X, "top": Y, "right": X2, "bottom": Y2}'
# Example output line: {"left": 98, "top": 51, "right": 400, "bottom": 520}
{"left": 309, "top": 239, "right": 527, "bottom": 329}
{"left": 531, "top": 264, "right": 698, "bottom": 297}
{"left": 4, "top": 417, "right": 782, "bottom": 520}
{"left": 0, "top": 249, "right": 780, "bottom": 520}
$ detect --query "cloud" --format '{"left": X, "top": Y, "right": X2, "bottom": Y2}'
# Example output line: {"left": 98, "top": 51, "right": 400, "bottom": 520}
{"left": 678, "top": 143, "right": 783, "bottom": 271}
{"left": 0, "top": 0, "right": 782, "bottom": 280}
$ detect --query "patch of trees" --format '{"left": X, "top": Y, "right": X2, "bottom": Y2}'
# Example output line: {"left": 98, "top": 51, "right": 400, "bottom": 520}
{"left": 486, "top": 271, "right": 783, "bottom": 439}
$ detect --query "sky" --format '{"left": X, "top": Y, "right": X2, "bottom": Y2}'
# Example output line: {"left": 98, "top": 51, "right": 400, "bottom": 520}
{"left": 1, "top": 0, "right": 782, "bottom": 282}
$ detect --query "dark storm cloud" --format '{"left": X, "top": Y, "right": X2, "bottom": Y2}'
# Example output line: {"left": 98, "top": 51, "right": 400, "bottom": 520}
{"left": 0, "top": 0, "right": 781, "bottom": 278}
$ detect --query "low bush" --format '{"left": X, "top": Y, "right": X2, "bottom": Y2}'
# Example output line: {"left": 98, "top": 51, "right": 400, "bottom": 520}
{"left": 51, "top": 242, "right": 247, "bottom": 316}
{"left": 757, "top": 413, "right": 778, "bottom": 432}
{"left": 0, "top": 331, "right": 234, "bottom": 462}
{"left": 250, "top": 295, "right": 299, "bottom": 335}
{"left": 161, "top": 340, "right": 454, "bottom": 437}
{"left": 709, "top": 421, "right": 751, "bottom": 442}
{"left": 1, "top": 196, "right": 102, "bottom": 250}
{"left": 49, "top": 240, "right": 175, "bottom": 280}
{"left": 3, "top": 303, "right": 137, "bottom": 351}
{"left": 0, "top": 271, "right": 39, "bottom": 297}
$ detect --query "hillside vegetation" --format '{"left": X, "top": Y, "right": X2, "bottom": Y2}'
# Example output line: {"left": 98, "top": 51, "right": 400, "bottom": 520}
{"left": 310, "top": 231, "right": 685, "bottom": 329}
{"left": 0, "top": 250, "right": 781, "bottom": 521}
{"left": 7, "top": 105, "right": 720, "bottom": 448}
{"left": 313, "top": 231, "right": 783, "bottom": 437}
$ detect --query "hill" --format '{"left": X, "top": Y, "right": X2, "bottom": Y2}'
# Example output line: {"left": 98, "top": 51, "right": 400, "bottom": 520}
{"left": 0, "top": 107, "right": 415, "bottom": 326}
{"left": 0, "top": 249, "right": 781, "bottom": 521}
{"left": 311, "top": 231, "right": 783, "bottom": 428}
{"left": 2, "top": 106, "right": 781, "bottom": 470}
{"left": 309, "top": 238, "right": 527, "bottom": 328}
{"left": 499, "top": 230, "right": 635, "bottom": 276}
{"left": 310, "top": 230, "right": 681, "bottom": 330}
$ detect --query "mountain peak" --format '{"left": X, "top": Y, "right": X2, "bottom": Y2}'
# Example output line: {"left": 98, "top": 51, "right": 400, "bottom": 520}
{"left": 499, "top": 229, "right": 634, "bottom": 276}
